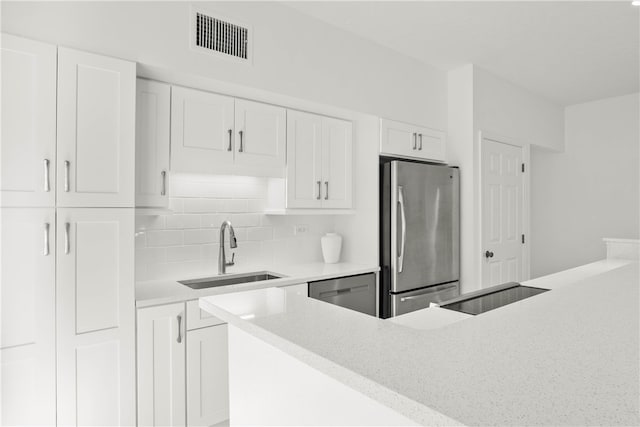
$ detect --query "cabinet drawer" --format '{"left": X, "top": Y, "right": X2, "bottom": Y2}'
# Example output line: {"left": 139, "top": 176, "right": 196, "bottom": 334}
{"left": 186, "top": 300, "right": 225, "bottom": 330}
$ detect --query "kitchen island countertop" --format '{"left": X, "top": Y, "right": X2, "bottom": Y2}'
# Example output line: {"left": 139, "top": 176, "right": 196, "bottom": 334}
{"left": 200, "top": 259, "right": 639, "bottom": 426}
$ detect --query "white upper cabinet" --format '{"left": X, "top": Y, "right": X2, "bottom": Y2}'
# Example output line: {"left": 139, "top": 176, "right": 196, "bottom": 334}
{"left": 322, "top": 117, "right": 353, "bottom": 209}
{"left": 286, "top": 110, "right": 323, "bottom": 208}
{"left": 1, "top": 35, "right": 57, "bottom": 207}
{"left": 171, "top": 86, "right": 234, "bottom": 174}
{"left": 170, "top": 86, "right": 286, "bottom": 177}
{"left": 56, "top": 208, "right": 135, "bottom": 426}
{"left": 286, "top": 110, "right": 352, "bottom": 209}
{"left": 1, "top": 208, "right": 56, "bottom": 425}
{"left": 57, "top": 48, "right": 136, "bottom": 207}
{"left": 136, "top": 79, "right": 171, "bottom": 208}
{"left": 380, "top": 118, "right": 446, "bottom": 163}
{"left": 234, "top": 99, "right": 286, "bottom": 169}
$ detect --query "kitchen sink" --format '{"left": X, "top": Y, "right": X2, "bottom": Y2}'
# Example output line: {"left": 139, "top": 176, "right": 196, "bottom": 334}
{"left": 179, "top": 271, "right": 285, "bottom": 290}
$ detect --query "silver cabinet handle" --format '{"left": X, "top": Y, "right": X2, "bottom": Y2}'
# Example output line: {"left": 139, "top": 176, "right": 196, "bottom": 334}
{"left": 64, "top": 222, "right": 70, "bottom": 254}
{"left": 398, "top": 186, "right": 406, "bottom": 273}
{"left": 43, "top": 159, "right": 50, "bottom": 192}
{"left": 316, "top": 181, "right": 321, "bottom": 200}
{"left": 418, "top": 133, "right": 423, "bottom": 150}
{"left": 238, "top": 130, "right": 244, "bottom": 152}
{"left": 64, "top": 160, "right": 70, "bottom": 192}
{"left": 161, "top": 171, "right": 167, "bottom": 196}
{"left": 413, "top": 133, "right": 417, "bottom": 150}
{"left": 227, "top": 129, "right": 232, "bottom": 151}
{"left": 44, "top": 222, "right": 50, "bottom": 256}
{"left": 176, "top": 314, "right": 183, "bottom": 343}
{"left": 324, "top": 181, "right": 329, "bottom": 200}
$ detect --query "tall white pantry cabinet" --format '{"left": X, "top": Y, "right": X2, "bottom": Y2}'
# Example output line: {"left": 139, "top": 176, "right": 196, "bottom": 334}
{"left": 1, "top": 34, "right": 136, "bottom": 426}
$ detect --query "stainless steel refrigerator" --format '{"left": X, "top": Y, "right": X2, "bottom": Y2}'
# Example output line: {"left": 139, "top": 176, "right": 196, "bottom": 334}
{"left": 380, "top": 159, "right": 460, "bottom": 318}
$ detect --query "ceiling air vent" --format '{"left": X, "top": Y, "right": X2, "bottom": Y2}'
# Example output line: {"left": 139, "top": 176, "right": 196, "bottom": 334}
{"left": 191, "top": 9, "right": 251, "bottom": 62}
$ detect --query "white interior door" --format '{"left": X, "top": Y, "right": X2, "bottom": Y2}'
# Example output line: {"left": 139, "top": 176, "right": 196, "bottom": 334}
{"left": 0, "top": 208, "right": 56, "bottom": 425}
{"left": 286, "top": 110, "right": 322, "bottom": 208}
{"left": 137, "top": 303, "right": 186, "bottom": 427}
{"left": 321, "top": 117, "right": 352, "bottom": 209}
{"left": 481, "top": 138, "right": 523, "bottom": 287}
{"left": 1, "top": 35, "right": 57, "bottom": 207}
{"left": 187, "top": 325, "right": 229, "bottom": 427}
{"left": 171, "top": 86, "right": 234, "bottom": 174}
{"left": 56, "top": 208, "right": 135, "bottom": 426}
{"left": 56, "top": 48, "right": 136, "bottom": 207}
{"left": 234, "top": 99, "right": 286, "bottom": 168}
{"left": 136, "top": 79, "right": 171, "bottom": 208}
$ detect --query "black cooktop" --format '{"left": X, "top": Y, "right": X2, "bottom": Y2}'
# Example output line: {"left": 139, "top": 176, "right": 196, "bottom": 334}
{"left": 441, "top": 284, "right": 549, "bottom": 315}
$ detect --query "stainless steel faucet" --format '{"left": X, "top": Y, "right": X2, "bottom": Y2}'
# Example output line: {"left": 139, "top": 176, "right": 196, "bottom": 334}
{"left": 218, "top": 220, "right": 237, "bottom": 274}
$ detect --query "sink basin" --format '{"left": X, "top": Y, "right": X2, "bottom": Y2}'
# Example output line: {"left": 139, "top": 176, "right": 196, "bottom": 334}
{"left": 179, "top": 271, "right": 285, "bottom": 290}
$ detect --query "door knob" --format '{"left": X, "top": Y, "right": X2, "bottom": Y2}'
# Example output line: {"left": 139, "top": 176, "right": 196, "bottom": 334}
{"left": 485, "top": 250, "right": 494, "bottom": 258}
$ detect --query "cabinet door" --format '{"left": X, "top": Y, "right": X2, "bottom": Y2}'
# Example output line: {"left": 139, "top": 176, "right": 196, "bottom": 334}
{"left": 187, "top": 325, "right": 229, "bottom": 427}
{"left": 234, "top": 99, "right": 286, "bottom": 169}
{"left": 1, "top": 35, "right": 56, "bottom": 207}
{"left": 415, "top": 125, "right": 446, "bottom": 163}
{"left": 56, "top": 208, "right": 135, "bottom": 426}
{"left": 137, "top": 303, "right": 186, "bottom": 427}
{"left": 286, "top": 110, "right": 323, "bottom": 208}
{"left": 136, "top": 79, "right": 171, "bottom": 208}
{"left": 171, "top": 86, "right": 234, "bottom": 173}
{"left": 321, "top": 117, "right": 353, "bottom": 209}
{"left": 380, "top": 119, "right": 418, "bottom": 158}
{"left": 56, "top": 48, "right": 135, "bottom": 207}
{"left": 0, "top": 208, "right": 56, "bottom": 425}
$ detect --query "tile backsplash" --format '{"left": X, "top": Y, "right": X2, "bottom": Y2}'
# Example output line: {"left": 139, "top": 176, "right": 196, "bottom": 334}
{"left": 135, "top": 174, "right": 336, "bottom": 282}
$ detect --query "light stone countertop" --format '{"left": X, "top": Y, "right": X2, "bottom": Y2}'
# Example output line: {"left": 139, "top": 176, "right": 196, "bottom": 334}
{"left": 135, "top": 262, "right": 379, "bottom": 308}
{"left": 200, "top": 259, "right": 640, "bottom": 426}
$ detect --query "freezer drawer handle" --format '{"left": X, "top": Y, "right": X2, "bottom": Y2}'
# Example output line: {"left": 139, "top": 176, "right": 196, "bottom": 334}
{"left": 397, "top": 186, "right": 406, "bottom": 273}
{"left": 400, "top": 285, "right": 456, "bottom": 302}
{"left": 318, "top": 284, "right": 369, "bottom": 298}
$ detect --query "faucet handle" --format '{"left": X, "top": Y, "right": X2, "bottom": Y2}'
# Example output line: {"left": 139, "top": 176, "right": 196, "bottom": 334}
{"left": 226, "top": 252, "right": 235, "bottom": 267}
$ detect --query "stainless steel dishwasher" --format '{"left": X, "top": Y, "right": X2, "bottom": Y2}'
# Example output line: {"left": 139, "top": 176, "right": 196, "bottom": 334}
{"left": 308, "top": 273, "right": 376, "bottom": 316}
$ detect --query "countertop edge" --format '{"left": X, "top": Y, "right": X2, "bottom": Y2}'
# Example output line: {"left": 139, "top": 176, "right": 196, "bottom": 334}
{"left": 199, "top": 297, "right": 464, "bottom": 427}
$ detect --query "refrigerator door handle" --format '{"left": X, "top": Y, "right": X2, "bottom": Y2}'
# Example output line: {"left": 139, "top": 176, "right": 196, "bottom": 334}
{"left": 398, "top": 185, "right": 406, "bottom": 273}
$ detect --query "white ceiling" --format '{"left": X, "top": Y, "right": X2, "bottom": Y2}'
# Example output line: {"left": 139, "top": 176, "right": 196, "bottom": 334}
{"left": 284, "top": 1, "right": 640, "bottom": 106}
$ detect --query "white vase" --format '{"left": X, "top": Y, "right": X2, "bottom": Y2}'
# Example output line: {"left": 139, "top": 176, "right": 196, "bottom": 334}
{"left": 321, "top": 233, "right": 342, "bottom": 264}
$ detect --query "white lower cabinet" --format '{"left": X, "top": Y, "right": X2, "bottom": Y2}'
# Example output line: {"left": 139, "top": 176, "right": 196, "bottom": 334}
{"left": 187, "top": 325, "right": 230, "bottom": 427}
{"left": 137, "top": 301, "right": 230, "bottom": 427}
{"left": 137, "top": 303, "right": 186, "bottom": 427}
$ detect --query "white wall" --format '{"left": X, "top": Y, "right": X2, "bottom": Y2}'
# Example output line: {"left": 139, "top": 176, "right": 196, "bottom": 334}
{"left": 447, "top": 65, "right": 476, "bottom": 292}
{"left": 474, "top": 66, "right": 565, "bottom": 151}
{"left": 0, "top": 1, "right": 447, "bottom": 129}
{"left": 447, "top": 64, "right": 565, "bottom": 292}
{"left": 531, "top": 93, "right": 640, "bottom": 277}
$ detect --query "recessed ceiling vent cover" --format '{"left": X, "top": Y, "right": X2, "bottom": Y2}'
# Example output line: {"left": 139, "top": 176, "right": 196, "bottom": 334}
{"left": 191, "top": 9, "right": 251, "bottom": 62}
